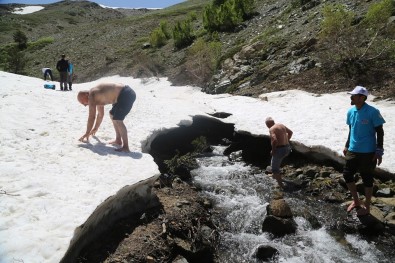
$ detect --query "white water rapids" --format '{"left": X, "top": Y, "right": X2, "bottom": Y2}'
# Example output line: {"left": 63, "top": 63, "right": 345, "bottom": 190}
{"left": 191, "top": 146, "right": 392, "bottom": 263}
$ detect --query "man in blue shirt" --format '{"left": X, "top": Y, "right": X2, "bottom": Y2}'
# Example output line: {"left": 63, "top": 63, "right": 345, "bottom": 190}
{"left": 343, "top": 86, "right": 385, "bottom": 216}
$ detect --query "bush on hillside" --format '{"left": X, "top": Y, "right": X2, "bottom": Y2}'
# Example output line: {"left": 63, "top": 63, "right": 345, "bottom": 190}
{"left": 150, "top": 28, "right": 167, "bottom": 48}
{"left": 27, "top": 37, "right": 54, "bottom": 51}
{"left": 184, "top": 38, "right": 222, "bottom": 85}
{"left": 364, "top": 0, "right": 395, "bottom": 29}
{"left": 203, "top": 0, "right": 255, "bottom": 32}
{"left": 319, "top": 1, "right": 395, "bottom": 80}
{"left": 150, "top": 20, "right": 171, "bottom": 48}
{"left": 173, "top": 19, "right": 195, "bottom": 49}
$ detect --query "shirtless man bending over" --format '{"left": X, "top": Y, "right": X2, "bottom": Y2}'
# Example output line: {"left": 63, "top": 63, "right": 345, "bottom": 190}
{"left": 265, "top": 117, "right": 293, "bottom": 188}
{"left": 77, "top": 83, "right": 136, "bottom": 152}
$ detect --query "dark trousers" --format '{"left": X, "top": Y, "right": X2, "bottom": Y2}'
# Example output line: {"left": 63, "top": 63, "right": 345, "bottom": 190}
{"left": 59, "top": 71, "right": 68, "bottom": 90}
{"left": 44, "top": 69, "right": 53, "bottom": 81}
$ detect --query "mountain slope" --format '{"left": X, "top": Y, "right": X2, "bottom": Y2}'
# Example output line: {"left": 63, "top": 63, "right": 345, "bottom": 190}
{"left": 0, "top": 0, "right": 394, "bottom": 99}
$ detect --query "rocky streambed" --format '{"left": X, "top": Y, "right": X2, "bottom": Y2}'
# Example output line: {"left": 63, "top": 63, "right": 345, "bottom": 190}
{"left": 75, "top": 115, "right": 395, "bottom": 262}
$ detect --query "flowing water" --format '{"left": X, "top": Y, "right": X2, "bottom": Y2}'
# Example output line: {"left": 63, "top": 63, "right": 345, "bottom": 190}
{"left": 191, "top": 146, "right": 393, "bottom": 263}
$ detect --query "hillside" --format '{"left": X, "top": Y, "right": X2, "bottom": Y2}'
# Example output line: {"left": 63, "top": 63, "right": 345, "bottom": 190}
{"left": 0, "top": 0, "right": 394, "bottom": 99}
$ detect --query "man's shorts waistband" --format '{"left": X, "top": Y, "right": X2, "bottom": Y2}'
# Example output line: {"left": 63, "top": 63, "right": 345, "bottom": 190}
{"left": 277, "top": 144, "right": 290, "bottom": 148}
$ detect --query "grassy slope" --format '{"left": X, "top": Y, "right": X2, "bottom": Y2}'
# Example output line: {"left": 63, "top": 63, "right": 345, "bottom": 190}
{"left": 0, "top": 0, "right": 394, "bottom": 98}
{"left": 0, "top": 0, "right": 210, "bottom": 81}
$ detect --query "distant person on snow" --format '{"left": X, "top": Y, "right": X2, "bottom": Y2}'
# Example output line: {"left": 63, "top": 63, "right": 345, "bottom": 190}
{"left": 67, "top": 60, "right": 74, "bottom": 91}
{"left": 42, "top": 67, "right": 53, "bottom": 81}
{"left": 56, "top": 54, "right": 69, "bottom": 91}
{"left": 265, "top": 117, "right": 293, "bottom": 188}
{"left": 343, "top": 86, "right": 385, "bottom": 216}
{"left": 77, "top": 83, "right": 136, "bottom": 152}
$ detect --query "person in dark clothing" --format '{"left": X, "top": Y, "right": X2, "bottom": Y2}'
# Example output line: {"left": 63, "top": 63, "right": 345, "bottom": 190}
{"left": 56, "top": 54, "right": 69, "bottom": 91}
{"left": 42, "top": 67, "right": 53, "bottom": 81}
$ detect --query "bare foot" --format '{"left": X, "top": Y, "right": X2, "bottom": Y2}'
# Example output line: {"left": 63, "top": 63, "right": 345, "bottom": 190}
{"left": 108, "top": 140, "right": 122, "bottom": 146}
{"left": 347, "top": 200, "right": 363, "bottom": 212}
{"left": 115, "top": 147, "right": 130, "bottom": 153}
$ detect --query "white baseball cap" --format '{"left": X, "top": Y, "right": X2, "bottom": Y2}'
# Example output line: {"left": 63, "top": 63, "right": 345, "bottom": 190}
{"left": 347, "top": 86, "right": 368, "bottom": 97}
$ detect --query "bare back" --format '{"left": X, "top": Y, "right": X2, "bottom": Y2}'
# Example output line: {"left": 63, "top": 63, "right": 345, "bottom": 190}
{"left": 89, "top": 83, "right": 125, "bottom": 105}
{"left": 269, "top": 123, "right": 292, "bottom": 146}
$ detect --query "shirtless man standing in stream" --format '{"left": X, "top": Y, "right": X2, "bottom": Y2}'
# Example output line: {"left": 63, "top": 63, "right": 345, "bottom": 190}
{"left": 77, "top": 83, "right": 136, "bottom": 152}
{"left": 265, "top": 117, "right": 293, "bottom": 188}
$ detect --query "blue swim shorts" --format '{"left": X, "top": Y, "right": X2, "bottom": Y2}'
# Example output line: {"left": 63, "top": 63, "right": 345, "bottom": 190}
{"left": 110, "top": 85, "right": 136, "bottom": 121}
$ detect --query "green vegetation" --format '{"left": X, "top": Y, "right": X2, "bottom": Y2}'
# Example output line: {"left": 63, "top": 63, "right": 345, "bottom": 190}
{"left": 320, "top": 4, "right": 355, "bottom": 39}
{"left": 164, "top": 151, "right": 198, "bottom": 174}
{"left": 0, "top": 0, "right": 394, "bottom": 98}
{"left": 27, "top": 37, "right": 54, "bottom": 51}
{"left": 2, "top": 46, "right": 26, "bottom": 74}
{"left": 13, "top": 30, "right": 28, "bottom": 50}
{"left": 203, "top": 0, "right": 255, "bottom": 32}
{"left": 149, "top": 20, "right": 171, "bottom": 48}
{"left": 364, "top": 0, "right": 395, "bottom": 29}
{"left": 173, "top": 18, "right": 195, "bottom": 49}
{"left": 185, "top": 37, "right": 222, "bottom": 84}
{"left": 164, "top": 136, "right": 209, "bottom": 175}
{"left": 319, "top": 0, "right": 395, "bottom": 78}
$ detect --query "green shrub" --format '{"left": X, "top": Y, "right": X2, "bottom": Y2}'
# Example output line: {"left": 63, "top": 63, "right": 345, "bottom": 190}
{"left": 27, "top": 37, "right": 54, "bottom": 51}
{"left": 203, "top": 0, "right": 255, "bottom": 32}
{"left": 319, "top": 2, "right": 395, "bottom": 79}
{"left": 164, "top": 136, "right": 209, "bottom": 175}
{"left": 191, "top": 136, "right": 209, "bottom": 153}
{"left": 164, "top": 151, "right": 198, "bottom": 174}
{"left": 149, "top": 20, "right": 171, "bottom": 48}
{"left": 363, "top": 0, "right": 395, "bottom": 29}
{"left": 184, "top": 37, "right": 222, "bottom": 85}
{"left": 150, "top": 28, "right": 167, "bottom": 48}
{"left": 320, "top": 4, "right": 355, "bottom": 38}
{"left": 159, "top": 20, "right": 171, "bottom": 39}
{"left": 173, "top": 19, "right": 194, "bottom": 49}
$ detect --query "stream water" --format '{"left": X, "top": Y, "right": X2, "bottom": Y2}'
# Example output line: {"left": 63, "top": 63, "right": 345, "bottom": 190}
{"left": 191, "top": 146, "right": 393, "bottom": 263}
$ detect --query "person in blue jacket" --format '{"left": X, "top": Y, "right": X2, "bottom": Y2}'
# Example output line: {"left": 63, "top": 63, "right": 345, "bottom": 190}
{"left": 68, "top": 61, "right": 74, "bottom": 91}
{"left": 343, "top": 86, "right": 385, "bottom": 216}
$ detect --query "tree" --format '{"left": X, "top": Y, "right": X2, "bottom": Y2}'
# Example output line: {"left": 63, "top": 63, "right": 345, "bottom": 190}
{"left": 5, "top": 46, "right": 26, "bottom": 74}
{"left": 13, "top": 30, "right": 28, "bottom": 50}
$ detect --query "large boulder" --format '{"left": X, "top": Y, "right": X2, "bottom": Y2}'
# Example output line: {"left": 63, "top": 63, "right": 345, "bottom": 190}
{"left": 267, "top": 199, "right": 293, "bottom": 218}
{"left": 262, "top": 215, "right": 297, "bottom": 237}
{"left": 253, "top": 245, "right": 279, "bottom": 261}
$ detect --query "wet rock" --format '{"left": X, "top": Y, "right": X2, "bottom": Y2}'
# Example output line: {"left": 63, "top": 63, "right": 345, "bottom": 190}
{"left": 323, "top": 192, "right": 346, "bottom": 203}
{"left": 385, "top": 212, "right": 395, "bottom": 229}
{"left": 172, "top": 255, "right": 189, "bottom": 263}
{"left": 262, "top": 215, "right": 297, "bottom": 237}
{"left": 376, "top": 188, "right": 392, "bottom": 197}
{"left": 300, "top": 208, "right": 322, "bottom": 229}
{"left": 304, "top": 167, "right": 318, "bottom": 179}
{"left": 173, "top": 236, "right": 213, "bottom": 261}
{"left": 253, "top": 245, "right": 279, "bottom": 261}
{"left": 146, "top": 255, "right": 155, "bottom": 263}
{"left": 229, "top": 150, "right": 243, "bottom": 162}
{"left": 374, "top": 197, "right": 395, "bottom": 207}
{"left": 369, "top": 206, "right": 385, "bottom": 223}
{"left": 267, "top": 199, "right": 293, "bottom": 218}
